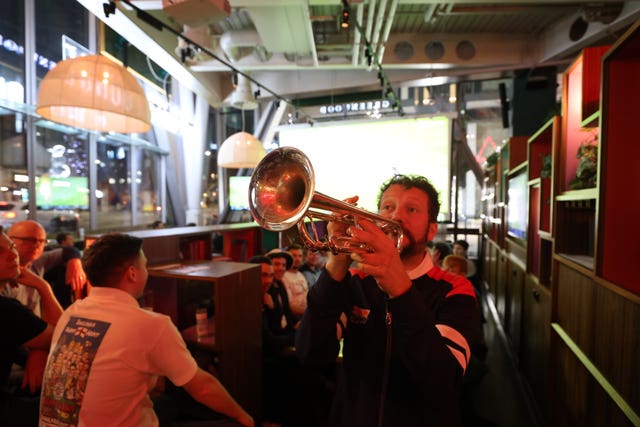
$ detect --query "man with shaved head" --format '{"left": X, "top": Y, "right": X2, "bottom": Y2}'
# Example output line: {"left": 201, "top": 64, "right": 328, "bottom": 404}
{"left": 2, "top": 221, "right": 85, "bottom": 315}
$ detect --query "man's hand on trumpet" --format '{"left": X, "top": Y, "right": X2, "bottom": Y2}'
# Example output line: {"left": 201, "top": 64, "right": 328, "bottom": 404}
{"left": 325, "top": 196, "right": 359, "bottom": 282}
{"left": 347, "top": 219, "right": 412, "bottom": 298}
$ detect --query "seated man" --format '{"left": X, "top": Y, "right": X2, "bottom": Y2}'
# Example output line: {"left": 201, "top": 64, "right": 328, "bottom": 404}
{"left": 4, "top": 221, "right": 86, "bottom": 314}
{"left": 0, "top": 232, "right": 63, "bottom": 427}
{"left": 39, "top": 233, "right": 253, "bottom": 427}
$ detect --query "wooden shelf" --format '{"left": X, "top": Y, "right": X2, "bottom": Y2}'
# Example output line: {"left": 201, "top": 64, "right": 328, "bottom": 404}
{"left": 555, "top": 188, "right": 597, "bottom": 202}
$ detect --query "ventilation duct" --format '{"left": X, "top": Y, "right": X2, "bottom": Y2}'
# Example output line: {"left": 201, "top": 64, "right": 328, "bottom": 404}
{"left": 220, "top": 30, "right": 271, "bottom": 63}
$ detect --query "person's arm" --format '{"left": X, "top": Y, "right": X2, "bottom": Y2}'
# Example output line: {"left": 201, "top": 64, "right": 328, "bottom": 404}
{"left": 0, "top": 297, "right": 56, "bottom": 392}
{"left": 15, "top": 267, "right": 63, "bottom": 325}
{"left": 21, "top": 349, "right": 49, "bottom": 393}
{"left": 295, "top": 269, "right": 349, "bottom": 365}
{"left": 65, "top": 258, "right": 87, "bottom": 294}
{"left": 182, "top": 368, "right": 254, "bottom": 427}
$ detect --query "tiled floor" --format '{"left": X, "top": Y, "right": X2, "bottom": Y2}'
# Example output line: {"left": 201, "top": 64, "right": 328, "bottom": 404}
{"left": 463, "top": 290, "right": 546, "bottom": 427}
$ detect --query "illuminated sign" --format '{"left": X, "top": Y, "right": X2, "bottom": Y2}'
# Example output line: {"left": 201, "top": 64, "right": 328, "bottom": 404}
{"left": 319, "top": 99, "right": 391, "bottom": 115}
{"left": 0, "top": 33, "right": 57, "bottom": 70}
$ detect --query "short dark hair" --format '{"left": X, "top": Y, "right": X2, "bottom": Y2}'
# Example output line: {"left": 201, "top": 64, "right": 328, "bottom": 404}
{"left": 248, "top": 255, "right": 271, "bottom": 265}
{"left": 287, "top": 243, "right": 304, "bottom": 252}
{"left": 56, "top": 232, "right": 71, "bottom": 244}
{"left": 377, "top": 175, "right": 440, "bottom": 224}
{"left": 454, "top": 239, "right": 469, "bottom": 251}
{"left": 433, "top": 241, "right": 452, "bottom": 258}
{"left": 82, "top": 233, "right": 143, "bottom": 287}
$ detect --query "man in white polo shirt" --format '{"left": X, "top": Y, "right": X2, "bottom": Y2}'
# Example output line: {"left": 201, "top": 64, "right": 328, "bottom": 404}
{"left": 39, "top": 233, "right": 253, "bottom": 427}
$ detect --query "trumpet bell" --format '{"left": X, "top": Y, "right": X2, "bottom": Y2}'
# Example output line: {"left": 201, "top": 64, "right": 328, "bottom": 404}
{"left": 249, "top": 147, "right": 315, "bottom": 231}
{"left": 249, "top": 147, "right": 404, "bottom": 253}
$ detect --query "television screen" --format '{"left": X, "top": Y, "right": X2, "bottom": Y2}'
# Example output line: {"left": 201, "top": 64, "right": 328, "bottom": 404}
{"left": 507, "top": 170, "right": 528, "bottom": 241}
{"left": 36, "top": 176, "right": 89, "bottom": 209}
{"left": 229, "top": 175, "right": 251, "bottom": 211}
{"left": 278, "top": 116, "right": 451, "bottom": 220}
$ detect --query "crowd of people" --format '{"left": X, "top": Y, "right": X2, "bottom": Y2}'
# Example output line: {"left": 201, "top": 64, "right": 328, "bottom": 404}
{"left": 1, "top": 171, "right": 485, "bottom": 427}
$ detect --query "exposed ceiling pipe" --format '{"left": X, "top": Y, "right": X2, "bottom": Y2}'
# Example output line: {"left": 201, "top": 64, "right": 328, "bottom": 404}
{"left": 376, "top": 0, "right": 399, "bottom": 64}
{"left": 370, "top": 0, "right": 389, "bottom": 56}
{"left": 352, "top": 3, "right": 364, "bottom": 66}
{"left": 361, "top": 0, "right": 378, "bottom": 66}
{"left": 219, "top": 29, "right": 263, "bottom": 62}
{"left": 424, "top": 3, "right": 438, "bottom": 22}
{"left": 301, "top": 0, "right": 319, "bottom": 68}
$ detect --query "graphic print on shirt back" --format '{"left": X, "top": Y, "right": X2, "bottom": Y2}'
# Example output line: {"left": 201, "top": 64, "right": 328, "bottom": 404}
{"left": 40, "top": 317, "right": 110, "bottom": 427}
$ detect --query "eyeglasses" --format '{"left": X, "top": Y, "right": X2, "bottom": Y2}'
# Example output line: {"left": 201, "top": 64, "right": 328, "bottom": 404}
{"left": 10, "top": 236, "right": 48, "bottom": 246}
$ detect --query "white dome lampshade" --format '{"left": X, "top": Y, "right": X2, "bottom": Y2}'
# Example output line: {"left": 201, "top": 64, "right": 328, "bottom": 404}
{"left": 217, "top": 131, "right": 266, "bottom": 168}
{"left": 36, "top": 54, "right": 151, "bottom": 134}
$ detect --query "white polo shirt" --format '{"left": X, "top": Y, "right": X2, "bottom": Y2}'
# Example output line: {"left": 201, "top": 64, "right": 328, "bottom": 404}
{"left": 40, "top": 287, "right": 198, "bottom": 427}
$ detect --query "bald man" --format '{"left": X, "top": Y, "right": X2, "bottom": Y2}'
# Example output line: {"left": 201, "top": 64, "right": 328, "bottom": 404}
{"left": 2, "top": 221, "right": 85, "bottom": 315}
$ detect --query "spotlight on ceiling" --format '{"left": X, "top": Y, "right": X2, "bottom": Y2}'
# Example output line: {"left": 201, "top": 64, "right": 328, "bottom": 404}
{"left": 224, "top": 73, "right": 258, "bottom": 110}
{"left": 341, "top": 0, "right": 350, "bottom": 29}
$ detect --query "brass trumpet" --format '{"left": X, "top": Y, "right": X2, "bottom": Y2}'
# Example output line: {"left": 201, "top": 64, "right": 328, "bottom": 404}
{"left": 248, "top": 147, "right": 403, "bottom": 253}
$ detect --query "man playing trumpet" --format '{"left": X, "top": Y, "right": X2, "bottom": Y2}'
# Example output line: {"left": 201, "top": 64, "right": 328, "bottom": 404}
{"left": 296, "top": 175, "right": 480, "bottom": 427}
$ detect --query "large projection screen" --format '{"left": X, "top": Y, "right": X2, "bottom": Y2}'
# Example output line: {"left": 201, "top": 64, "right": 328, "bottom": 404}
{"left": 278, "top": 116, "right": 451, "bottom": 220}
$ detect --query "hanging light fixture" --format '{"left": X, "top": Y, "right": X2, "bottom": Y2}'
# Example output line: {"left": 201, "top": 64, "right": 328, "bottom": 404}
{"left": 36, "top": 54, "right": 151, "bottom": 133}
{"left": 218, "top": 72, "right": 264, "bottom": 168}
{"left": 223, "top": 73, "right": 258, "bottom": 110}
{"left": 217, "top": 131, "right": 266, "bottom": 168}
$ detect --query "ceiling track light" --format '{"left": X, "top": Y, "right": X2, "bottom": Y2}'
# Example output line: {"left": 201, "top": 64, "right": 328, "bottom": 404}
{"left": 341, "top": 0, "right": 350, "bottom": 29}
{"left": 103, "top": 1, "right": 116, "bottom": 18}
{"left": 107, "top": 0, "right": 315, "bottom": 129}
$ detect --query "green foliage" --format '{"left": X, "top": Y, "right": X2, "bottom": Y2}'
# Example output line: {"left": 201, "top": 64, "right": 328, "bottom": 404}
{"left": 486, "top": 152, "right": 499, "bottom": 167}
{"left": 569, "top": 142, "right": 598, "bottom": 190}
{"left": 540, "top": 154, "right": 552, "bottom": 179}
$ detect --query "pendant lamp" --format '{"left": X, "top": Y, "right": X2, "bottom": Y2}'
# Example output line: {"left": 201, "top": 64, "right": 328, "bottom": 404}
{"left": 217, "top": 131, "right": 266, "bottom": 168}
{"left": 36, "top": 54, "right": 151, "bottom": 134}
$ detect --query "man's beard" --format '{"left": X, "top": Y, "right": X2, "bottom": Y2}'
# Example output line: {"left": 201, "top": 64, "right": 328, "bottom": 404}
{"left": 400, "top": 229, "right": 429, "bottom": 259}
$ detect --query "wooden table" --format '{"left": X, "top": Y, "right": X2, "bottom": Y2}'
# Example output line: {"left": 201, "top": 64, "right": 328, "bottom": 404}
{"left": 146, "top": 260, "right": 262, "bottom": 421}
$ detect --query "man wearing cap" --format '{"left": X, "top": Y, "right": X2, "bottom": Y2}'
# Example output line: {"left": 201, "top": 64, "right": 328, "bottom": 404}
{"left": 267, "top": 248, "right": 307, "bottom": 320}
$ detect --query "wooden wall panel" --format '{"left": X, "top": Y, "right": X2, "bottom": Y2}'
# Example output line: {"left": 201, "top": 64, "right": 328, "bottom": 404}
{"left": 555, "top": 263, "right": 595, "bottom": 358}
{"left": 506, "top": 259, "right": 525, "bottom": 359}
{"left": 521, "top": 275, "right": 551, "bottom": 419}
{"left": 551, "top": 335, "right": 590, "bottom": 426}
{"left": 496, "top": 252, "right": 507, "bottom": 322}
{"left": 551, "top": 323, "right": 638, "bottom": 427}
{"left": 592, "top": 283, "right": 640, "bottom": 414}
